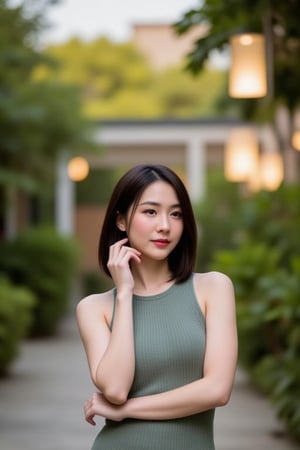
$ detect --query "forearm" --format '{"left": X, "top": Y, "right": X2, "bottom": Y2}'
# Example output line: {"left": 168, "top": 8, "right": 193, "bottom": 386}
{"left": 95, "top": 295, "right": 135, "bottom": 403}
{"left": 124, "top": 376, "right": 231, "bottom": 420}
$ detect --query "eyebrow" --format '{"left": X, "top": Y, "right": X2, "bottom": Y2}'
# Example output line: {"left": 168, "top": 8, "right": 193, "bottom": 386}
{"left": 138, "top": 201, "right": 181, "bottom": 208}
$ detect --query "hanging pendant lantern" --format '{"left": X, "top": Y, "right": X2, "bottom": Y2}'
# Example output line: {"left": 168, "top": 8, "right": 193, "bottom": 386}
{"left": 68, "top": 157, "right": 89, "bottom": 182}
{"left": 292, "top": 131, "right": 300, "bottom": 151}
{"left": 260, "top": 152, "right": 284, "bottom": 191}
{"left": 229, "top": 33, "right": 267, "bottom": 98}
{"left": 225, "top": 127, "right": 259, "bottom": 182}
{"left": 291, "top": 109, "right": 300, "bottom": 151}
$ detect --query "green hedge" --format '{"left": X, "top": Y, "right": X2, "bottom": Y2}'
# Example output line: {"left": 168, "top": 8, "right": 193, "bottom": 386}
{"left": 0, "top": 227, "right": 80, "bottom": 336}
{"left": 212, "top": 244, "right": 300, "bottom": 441}
{"left": 81, "top": 271, "right": 113, "bottom": 297}
{"left": 196, "top": 182, "right": 300, "bottom": 442}
{"left": 0, "top": 277, "right": 35, "bottom": 375}
{"left": 193, "top": 169, "right": 241, "bottom": 270}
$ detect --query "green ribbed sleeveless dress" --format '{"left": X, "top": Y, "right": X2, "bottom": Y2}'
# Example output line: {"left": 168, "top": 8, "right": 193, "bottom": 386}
{"left": 91, "top": 274, "right": 215, "bottom": 450}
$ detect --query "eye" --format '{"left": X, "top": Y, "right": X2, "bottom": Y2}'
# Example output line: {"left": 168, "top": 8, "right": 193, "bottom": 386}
{"left": 171, "top": 210, "right": 182, "bottom": 218}
{"left": 144, "top": 209, "right": 156, "bottom": 216}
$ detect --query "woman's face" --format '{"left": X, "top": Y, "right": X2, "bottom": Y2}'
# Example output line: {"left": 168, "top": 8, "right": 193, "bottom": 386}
{"left": 122, "top": 181, "right": 184, "bottom": 261}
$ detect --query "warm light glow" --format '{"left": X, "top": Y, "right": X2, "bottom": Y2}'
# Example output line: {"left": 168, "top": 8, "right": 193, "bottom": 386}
{"left": 225, "top": 128, "right": 259, "bottom": 182}
{"left": 260, "top": 152, "right": 284, "bottom": 191}
{"left": 229, "top": 33, "right": 267, "bottom": 98}
{"left": 292, "top": 130, "right": 300, "bottom": 151}
{"left": 67, "top": 157, "right": 89, "bottom": 182}
{"left": 240, "top": 35, "right": 254, "bottom": 46}
{"left": 247, "top": 156, "right": 261, "bottom": 192}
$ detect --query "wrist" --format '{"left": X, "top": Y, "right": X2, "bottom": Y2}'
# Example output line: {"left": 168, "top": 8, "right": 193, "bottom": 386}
{"left": 122, "top": 398, "right": 134, "bottom": 420}
{"left": 116, "top": 290, "right": 133, "bottom": 302}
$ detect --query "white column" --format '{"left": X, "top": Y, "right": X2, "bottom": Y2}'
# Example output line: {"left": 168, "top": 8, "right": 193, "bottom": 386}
{"left": 55, "top": 150, "right": 74, "bottom": 235}
{"left": 186, "top": 137, "right": 206, "bottom": 203}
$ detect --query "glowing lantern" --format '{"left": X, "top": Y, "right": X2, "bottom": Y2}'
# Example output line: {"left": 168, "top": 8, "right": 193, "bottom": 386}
{"left": 260, "top": 152, "right": 284, "bottom": 191}
{"left": 229, "top": 33, "right": 267, "bottom": 98}
{"left": 225, "top": 127, "right": 259, "bottom": 182}
{"left": 67, "top": 157, "right": 89, "bottom": 182}
{"left": 292, "top": 130, "right": 300, "bottom": 151}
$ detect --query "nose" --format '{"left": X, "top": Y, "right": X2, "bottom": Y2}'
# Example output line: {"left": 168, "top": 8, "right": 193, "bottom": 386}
{"left": 157, "top": 213, "right": 170, "bottom": 232}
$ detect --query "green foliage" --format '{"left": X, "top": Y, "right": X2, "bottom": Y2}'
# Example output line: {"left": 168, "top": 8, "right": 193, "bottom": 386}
{"left": 0, "top": 276, "right": 35, "bottom": 375}
{"left": 175, "top": 0, "right": 300, "bottom": 114}
{"left": 81, "top": 271, "right": 113, "bottom": 297}
{"left": 34, "top": 37, "right": 157, "bottom": 118}
{"left": 152, "top": 67, "right": 226, "bottom": 117}
{"left": 1, "top": 81, "right": 92, "bottom": 183}
{"left": 0, "top": 227, "right": 80, "bottom": 336}
{"left": 0, "top": 0, "right": 95, "bottom": 192}
{"left": 212, "top": 243, "right": 282, "bottom": 365}
{"left": 213, "top": 247, "right": 300, "bottom": 440}
{"left": 174, "top": 0, "right": 265, "bottom": 73}
{"left": 253, "top": 354, "right": 300, "bottom": 440}
{"left": 234, "top": 185, "right": 300, "bottom": 264}
{"left": 194, "top": 169, "right": 241, "bottom": 270}
{"left": 76, "top": 168, "right": 119, "bottom": 205}
{"left": 35, "top": 36, "right": 227, "bottom": 119}
{"left": 209, "top": 184, "right": 300, "bottom": 441}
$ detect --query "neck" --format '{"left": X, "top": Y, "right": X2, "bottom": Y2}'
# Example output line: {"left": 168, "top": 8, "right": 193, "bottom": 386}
{"left": 131, "top": 260, "right": 173, "bottom": 296}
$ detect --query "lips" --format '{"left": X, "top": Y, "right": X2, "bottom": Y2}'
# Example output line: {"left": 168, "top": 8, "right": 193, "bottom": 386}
{"left": 152, "top": 239, "right": 170, "bottom": 244}
{"left": 151, "top": 239, "right": 170, "bottom": 247}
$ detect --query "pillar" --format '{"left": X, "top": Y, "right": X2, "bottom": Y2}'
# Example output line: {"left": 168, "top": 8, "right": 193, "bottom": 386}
{"left": 186, "top": 137, "right": 206, "bottom": 203}
{"left": 55, "top": 150, "right": 74, "bottom": 235}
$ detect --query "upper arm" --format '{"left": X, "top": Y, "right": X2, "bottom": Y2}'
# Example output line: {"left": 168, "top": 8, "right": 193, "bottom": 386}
{"left": 195, "top": 272, "right": 238, "bottom": 401}
{"left": 76, "top": 292, "right": 112, "bottom": 384}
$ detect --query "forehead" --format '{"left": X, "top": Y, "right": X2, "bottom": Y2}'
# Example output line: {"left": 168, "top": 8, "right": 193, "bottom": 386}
{"left": 138, "top": 180, "right": 180, "bottom": 204}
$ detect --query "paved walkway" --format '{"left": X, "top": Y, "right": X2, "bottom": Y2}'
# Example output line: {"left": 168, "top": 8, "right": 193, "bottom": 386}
{"left": 0, "top": 309, "right": 299, "bottom": 450}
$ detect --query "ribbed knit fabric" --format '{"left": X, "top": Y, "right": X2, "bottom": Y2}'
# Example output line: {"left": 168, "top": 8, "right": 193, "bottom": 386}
{"left": 91, "top": 274, "right": 215, "bottom": 450}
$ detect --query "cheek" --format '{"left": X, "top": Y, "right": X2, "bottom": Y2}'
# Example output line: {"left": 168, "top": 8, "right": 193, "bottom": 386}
{"left": 175, "top": 222, "right": 184, "bottom": 239}
{"left": 128, "top": 216, "right": 150, "bottom": 235}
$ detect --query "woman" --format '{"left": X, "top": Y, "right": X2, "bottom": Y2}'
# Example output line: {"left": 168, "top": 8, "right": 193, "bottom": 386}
{"left": 76, "top": 164, "right": 237, "bottom": 450}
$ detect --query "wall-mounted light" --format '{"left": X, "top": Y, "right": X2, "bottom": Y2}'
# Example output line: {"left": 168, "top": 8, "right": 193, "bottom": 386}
{"left": 229, "top": 33, "right": 267, "bottom": 98}
{"left": 225, "top": 127, "right": 259, "bottom": 182}
{"left": 67, "top": 157, "right": 89, "bottom": 182}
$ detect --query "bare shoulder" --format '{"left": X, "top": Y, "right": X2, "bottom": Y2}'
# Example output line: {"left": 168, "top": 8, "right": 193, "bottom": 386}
{"left": 194, "top": 271, "right": 234, "bottom": 290}
{"left": 76, "top": 289, "right": 114, "bottom": 322}
{"left": 193, "top": 271, "right": 235, "bottom": 310}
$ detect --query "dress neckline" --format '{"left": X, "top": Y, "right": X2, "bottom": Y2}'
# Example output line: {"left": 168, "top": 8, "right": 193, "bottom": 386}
{"left": 133, "top": 281, "right": 177, "bottom": 301}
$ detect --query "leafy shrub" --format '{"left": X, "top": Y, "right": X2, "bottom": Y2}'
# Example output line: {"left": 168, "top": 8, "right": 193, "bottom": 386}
{"left": 0, "top": 277, "right": 35, "bottom": 375}
{"left": 212, "top": 247, "right": 300, "bottom": 441}
{"left": 197, "top": 182, "right": 300, "bottom": 442}
{"left": 234, "top": 185, "right": 300, "bottom": 264}
{"left": 0, "top": 227, "right": 80, "bottom": 336}
{"left": 194, "top": 169, "right": 241, "bottom": 270}
{"left": 81, "top": 271, "right": 113, "bottom": 297}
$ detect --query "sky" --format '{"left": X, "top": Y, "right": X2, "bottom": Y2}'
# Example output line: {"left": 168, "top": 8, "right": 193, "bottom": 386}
{"left": 41, "top": 0, "right": 201, "bottom": 45}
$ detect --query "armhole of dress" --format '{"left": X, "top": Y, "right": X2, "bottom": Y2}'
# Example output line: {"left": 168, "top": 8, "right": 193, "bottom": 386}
{"left": 109, "top": 288, "right": 117, "bottom": 331}
{"left": 191, "top": 273, "right": 206, "bottom": 324}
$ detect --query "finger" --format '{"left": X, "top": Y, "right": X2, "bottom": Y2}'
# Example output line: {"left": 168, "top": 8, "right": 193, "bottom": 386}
{"left": 85, "top": 405, "right": 96, "bottom": 426}
{"left": 108, "top": 247, "right": 141, "bottom": 267}
{"left": 85, "top": 414, "right": 96, "bottom": 426}
{"left": 110, "top": 238, "right": 128, "bottom": 250}
{"left": 117, "top": 245, "right": 141, "bottom": 259}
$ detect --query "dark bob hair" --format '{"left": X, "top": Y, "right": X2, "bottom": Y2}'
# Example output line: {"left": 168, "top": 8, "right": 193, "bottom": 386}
{"left": 98, "top": 164, "right": 198, "bottom": 283}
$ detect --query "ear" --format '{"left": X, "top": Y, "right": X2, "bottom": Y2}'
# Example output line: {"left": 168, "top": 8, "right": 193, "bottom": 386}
{"left": 116, "top": 213, "right": 126, "bottom": 232}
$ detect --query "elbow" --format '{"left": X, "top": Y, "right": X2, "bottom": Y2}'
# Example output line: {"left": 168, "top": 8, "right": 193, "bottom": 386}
{"left": 92, "top": 377, "right": 128, "bottom": 405}
{"left": 214, "top": 387, "right": 232, "bottom": 407}
{"left": 91, "top": 369, "right": 130, "bottom": 405}
{"left": 103, "top": 388, "right": 128, "bottom": 405}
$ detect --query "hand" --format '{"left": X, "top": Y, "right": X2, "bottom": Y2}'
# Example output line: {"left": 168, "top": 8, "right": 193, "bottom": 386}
{"left": 84, "top": 392, "right": 125, "bottom": 425}
{"left": 107, "top": 238, "right": 141, "bottom": 294}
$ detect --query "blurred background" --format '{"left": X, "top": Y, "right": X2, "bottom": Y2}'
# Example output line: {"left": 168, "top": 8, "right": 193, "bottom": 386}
{"left": 0, "top": 0, "right": 300, "bottom": 448}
